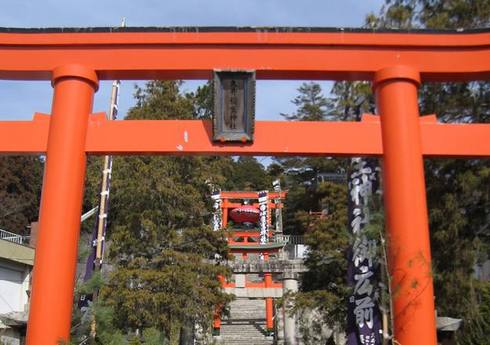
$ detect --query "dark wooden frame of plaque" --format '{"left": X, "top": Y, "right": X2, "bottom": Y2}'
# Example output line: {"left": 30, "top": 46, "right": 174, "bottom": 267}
{"left": 213, "top": 70, "right": 255, "bottom": 142}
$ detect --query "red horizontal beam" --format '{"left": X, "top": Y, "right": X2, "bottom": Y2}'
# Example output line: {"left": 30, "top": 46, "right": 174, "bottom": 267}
{"left": 0, "top": 31, "right": 488, "bottom": 81}
{"left": 228, "top": 231, "right": 261, "bottom": 237}
{"left": 2, "top": 30, "right": 488, "bottom": 47}
{"left": 222, "top": 281, "right": 282, "bottom": 289}
{"left": 224, "top": 203, "right": 282, "bottom": 209}
{"left": 87, "top": 115, "right": 382, "bottom": 156}
{"left": 222, "top": 191, "right": 286, "bottom": 199}
{"left": 0, "top": 114, "right": 489, "bottom": 157}
{"left": 230, "top": 248, "right": 281, "bottom": 254}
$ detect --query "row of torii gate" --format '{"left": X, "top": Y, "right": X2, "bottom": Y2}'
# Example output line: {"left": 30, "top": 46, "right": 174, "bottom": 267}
{"left": 211, "top": 190, "right": 289, "bottom": 338}
{"left": 0, "top": 27, "right": 488, "bottom": 344}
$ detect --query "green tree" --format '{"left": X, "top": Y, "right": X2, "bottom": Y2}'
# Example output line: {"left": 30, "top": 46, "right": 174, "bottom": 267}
{"left": 310, "top": 1, "right": 490, "bottom": 343}
{"left": 371, "top": 2, "right": 490, "bottom": 343}
{"left": 294, "top": 181, "right": 350, "bottom": 317}
{"left": 0, "top": 156, "right": 43, "bottom": 233}
{"left": 277, "top": 82, "right": 342, "bottom": 184}
{"left": 97, "top": 81, "right": 233, "bottom": 344}
{"left": 282, "top": 3, "right": 489, "bottom": 343}
{"left": 275, "top": 82, "right": 354, "bottom": 344}
{"left": 227, "top": 156, "right": 271, "bottom": 191}
{"left": 281, "top": 82, "right": 332, "bottom": 121}
{"left": 277, "top": 82, "right": 349, "bottom": 236}
{"left": 328, "top": 81, "right": 374, "bottom": 121}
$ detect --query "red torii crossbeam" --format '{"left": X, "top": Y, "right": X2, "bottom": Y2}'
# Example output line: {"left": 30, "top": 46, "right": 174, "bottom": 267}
{"left": 1, "top": 113, "right": 488, "bottom": 156}
{"left": 0, "top": 27, "right": 488, "bottom": 345}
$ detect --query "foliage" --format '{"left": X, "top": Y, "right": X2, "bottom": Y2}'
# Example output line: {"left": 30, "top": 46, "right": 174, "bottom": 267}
{"left": 363, "top": 1, "right": 490, "bottom": 343}
{"left": 93, "top": 81, "right": 233, "bottom": 343}
{"left": 277, "top": 81, "right": 355, "bottom": 344}
{"left": 328, "top": 81, "right": 374, "bottom": 121}
{"left": 295, "top": 182, "right": 350, "bottom": 325}
{"left": 226, "top": 156, "right": 271, "bottom": 191}
{"left": 191, "top": 81, "right": 214, "bottom": 120}
{"left": 277, "top": 82, "right": 349, "bottom": 184}
{"left": 0, "top": 156, "right": 43, "bottom": 233}
{"left": 280, "top": 3, "right": 490, "bottom": 343}
{"left": 281, "top": 82, "right": 331, "bottom": 121}
{"left": 367, "top": 0, "right": 490, "bottom": 29}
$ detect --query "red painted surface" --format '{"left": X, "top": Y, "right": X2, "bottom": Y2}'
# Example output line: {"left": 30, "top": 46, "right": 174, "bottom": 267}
{"left": 1, "top": 116, "right": 490, "bottom": 157}
{"left": 222, "top": 281, "right": 282, "bottom": 289}
{"left": 374, "top": 66, "right": 437, "bottom": 344}
{"left": 0, "top": 29, "right": 485, "bottom": 344}
{"left": 26, "top": 65, "right": 98, "bottom": 345}
{"left": 229, "top": 205, "right": 260, "bottom": 224}
{"left": 265, "top": 273, "right": 274, "bottom": 331}
{"left": 0, "top": 30, "right": 488, "bottom": 81}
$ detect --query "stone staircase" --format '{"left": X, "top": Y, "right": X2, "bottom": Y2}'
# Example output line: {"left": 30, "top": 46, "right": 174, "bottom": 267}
{"left": 216, "top": 298, "right": 274, "bottom": 345}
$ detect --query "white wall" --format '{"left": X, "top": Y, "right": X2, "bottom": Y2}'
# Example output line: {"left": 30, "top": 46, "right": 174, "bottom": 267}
{"left": 0, "top": 260, "right": 30, "bottom": 314}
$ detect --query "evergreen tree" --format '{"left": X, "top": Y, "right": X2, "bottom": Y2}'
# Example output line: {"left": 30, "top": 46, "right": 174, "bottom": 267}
{"left": 276, "top": 82, "right": 353, "bottom": 343}
{"left": 277, "top": 82, "right": 349, "bottom": 239}
{"left": 299, "top": 1, "right": 490, "bottom": 343}
{"left": 281, "top": 3, "right": 489, "bottom": 343}
{"left": 0, "top": 156, "right": 43, "bottom": 233}
{"left": 97, "top": 81, "right": 233, "bottom": 344}
{"left": 227, "top": 156, "right": 271, "bottom": 191}
{"left": 328, "top": 81, "right": 374, "bottom": 121}
{"left": 277, "top": 82, "right": 348, "bottom": 184}
{"left": 281, "top": 82, "right": 332, "bottom": 121}
{"left": 370, "top": 2, "right": 490, "bottom": 343}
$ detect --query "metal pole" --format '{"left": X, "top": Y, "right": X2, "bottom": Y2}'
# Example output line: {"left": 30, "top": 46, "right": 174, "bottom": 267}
{"left": 90, "top": 78, "right": 120, "bottom": 338}
{"left": 26, "top": 65, "right": 98, "bottom": 345}
{"left": 374, "top": 66, "right": 437, "bottom": 345}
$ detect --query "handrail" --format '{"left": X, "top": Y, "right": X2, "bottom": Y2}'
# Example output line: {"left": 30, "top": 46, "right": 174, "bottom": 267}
{"left": 0, "top": 228, "right": 28, "bottom": 245}
{"left": 274, "top": 234, "right": 305, "bottom": 245}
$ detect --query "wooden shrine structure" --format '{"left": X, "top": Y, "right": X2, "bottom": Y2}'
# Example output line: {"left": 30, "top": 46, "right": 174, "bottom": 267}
{"left": 0, "top": 27, "right": 488, "bottom": 344}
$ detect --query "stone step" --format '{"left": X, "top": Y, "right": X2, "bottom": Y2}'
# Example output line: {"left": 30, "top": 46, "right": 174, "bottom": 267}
{"left": 219, "top": 340, "right": 272, "bottom": 343}
{"left": 216, "top": 298, "right": 273, "bottom": 345}
{"left": 226, "top": 299, "right": 267, "bottom": 319}
{"left": 218, "top": 339, "right": 273, "bottom": 345}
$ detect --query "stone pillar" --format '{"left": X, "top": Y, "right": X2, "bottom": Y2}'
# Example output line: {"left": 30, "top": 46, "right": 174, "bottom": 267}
{"left": 276, "top": 302, "right": 285, "bottom": 345}
{"left": 281, "top": 272, "right": 299, "bottom": 345}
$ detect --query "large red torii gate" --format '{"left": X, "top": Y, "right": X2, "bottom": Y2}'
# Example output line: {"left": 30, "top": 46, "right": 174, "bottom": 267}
{"left": 0, "top": 27, "right": 488, "bottom": 345}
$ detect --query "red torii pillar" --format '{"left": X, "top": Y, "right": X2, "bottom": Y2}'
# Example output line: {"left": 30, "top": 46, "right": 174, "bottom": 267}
{"left": 0, "top": 29, "right": 484, "bottom": 345}
{"left": 374, "top": 66, "right": 437, "bottom": 344}
{"left": 26, "top": 65, "right": 98, "bottom": 344}
{"left": 263, "top": 253, "right": 274, "bottom": 333}
{"left": 22, "top": 64, "right": 448, "bottom": 345}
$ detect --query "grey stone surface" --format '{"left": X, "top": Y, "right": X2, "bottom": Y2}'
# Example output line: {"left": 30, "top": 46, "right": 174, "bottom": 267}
{"left": 226, "top": 259, "right": 307, "bottom": 274}
{"left": 216, "top": 299, "right": 273, "bottom": 345}
{"left": 223, "top": 287, "right": 282, "bottom": 298}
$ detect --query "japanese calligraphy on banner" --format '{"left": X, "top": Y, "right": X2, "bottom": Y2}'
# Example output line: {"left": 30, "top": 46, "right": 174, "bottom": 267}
{"left": 258, "top": 191, "right": 269, "bottom": 245}
{"left": 211, "top": 191, "right": 222, "bottom": 231}
{"left": 347, "top": 158, "right": 383, "bottom": 345}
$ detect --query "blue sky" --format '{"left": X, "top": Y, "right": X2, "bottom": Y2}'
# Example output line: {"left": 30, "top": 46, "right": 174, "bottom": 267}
{"left": 0, "top": 0, "right": 384, "bottom": 121}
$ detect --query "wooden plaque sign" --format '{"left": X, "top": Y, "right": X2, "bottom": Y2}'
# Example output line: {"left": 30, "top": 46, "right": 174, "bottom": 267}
{"left": 213, "top": 70, "right": 255, "bottom": 142}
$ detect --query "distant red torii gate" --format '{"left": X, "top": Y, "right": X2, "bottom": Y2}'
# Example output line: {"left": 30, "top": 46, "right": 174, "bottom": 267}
{"left": 0, "top": 27, "right": 488, "bottom": 345}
